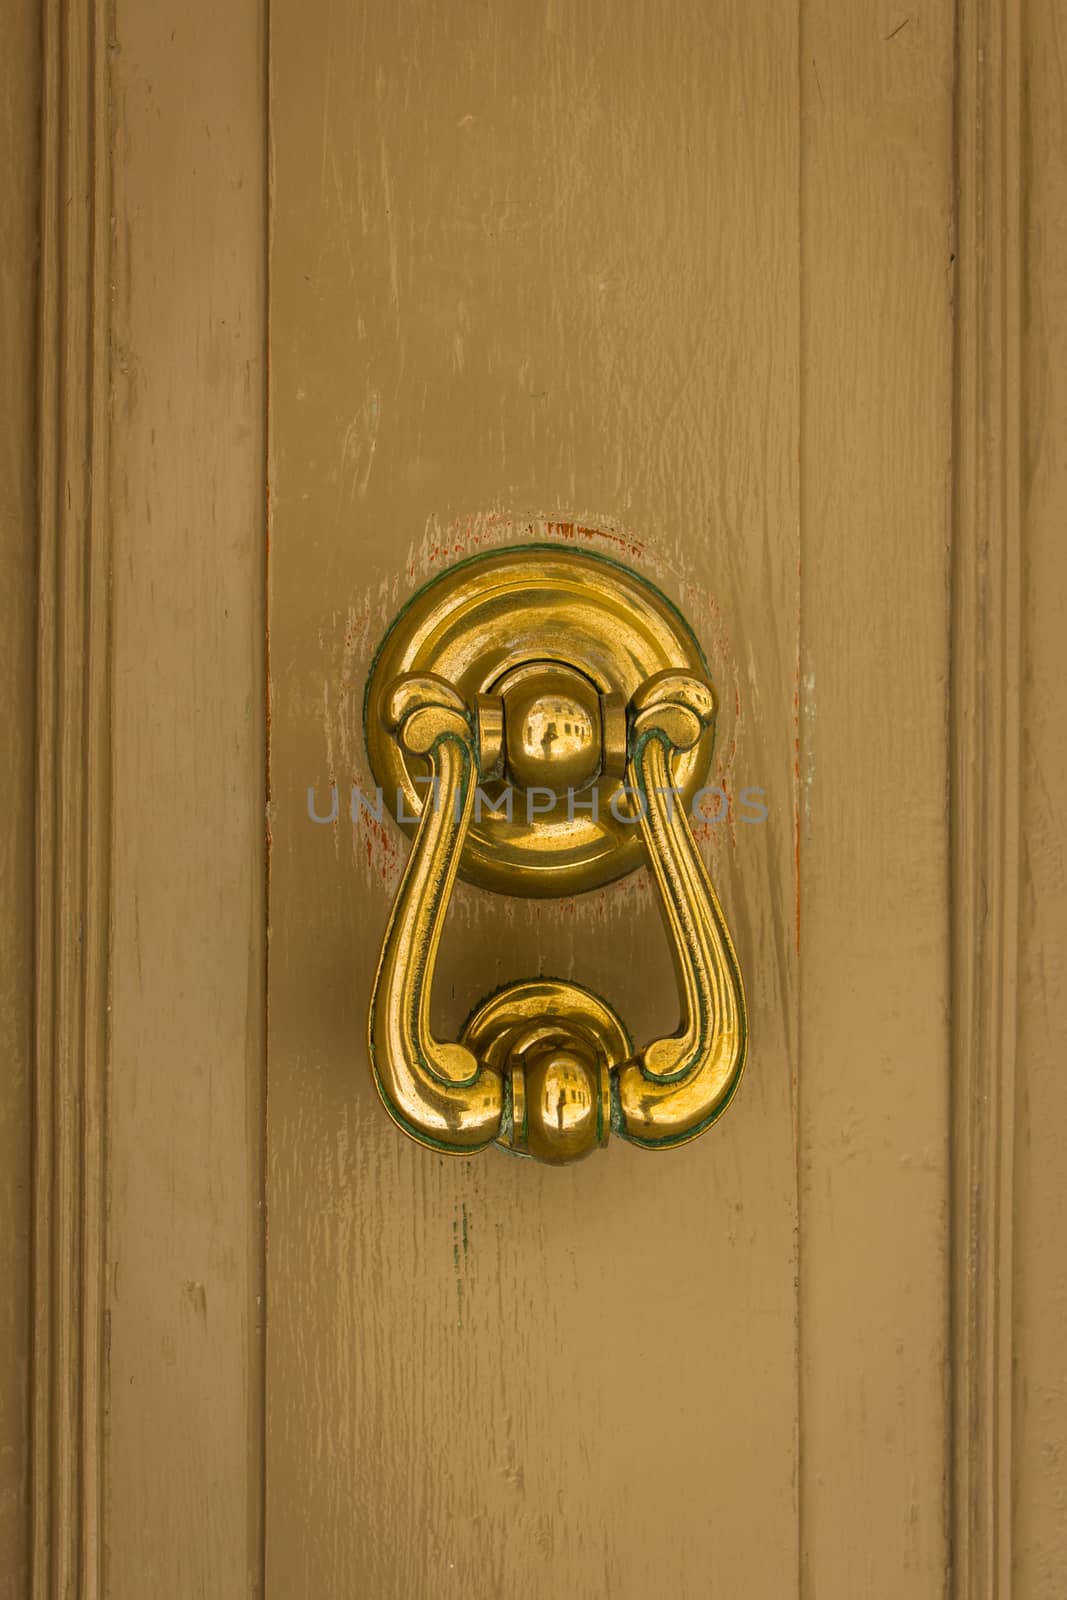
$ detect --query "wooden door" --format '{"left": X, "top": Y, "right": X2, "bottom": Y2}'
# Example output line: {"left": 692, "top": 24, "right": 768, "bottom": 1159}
{"left": 4, "top": 1, "right": 1066, "bottom": 1596}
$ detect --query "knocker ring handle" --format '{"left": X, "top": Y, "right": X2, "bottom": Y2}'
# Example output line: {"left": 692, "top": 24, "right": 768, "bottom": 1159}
{"left": 364, "top": 544, "right": 748, "bottom": 1166}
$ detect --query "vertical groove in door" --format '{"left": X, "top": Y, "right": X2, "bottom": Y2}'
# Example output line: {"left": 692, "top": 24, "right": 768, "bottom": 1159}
{"left": 949, "top": 0, "right": 1023, "bottom": 1593}
{"left": 260, "top": 0, "right": 273, "bottom": 1587}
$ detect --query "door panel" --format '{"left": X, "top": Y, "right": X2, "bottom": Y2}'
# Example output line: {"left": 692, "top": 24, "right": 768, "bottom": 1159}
{"left": 12, "top": 0, "right": 1066, "bottom": 1596}
{"left": 267, "top": 3, "right": 801, "bottom": 1596}
{"left": 264, "top": 1, "right": 955, "bottom": 1596}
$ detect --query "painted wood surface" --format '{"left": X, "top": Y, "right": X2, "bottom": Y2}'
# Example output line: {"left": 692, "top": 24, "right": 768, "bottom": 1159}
{"left": 267, "top": 3, "right": 800, "bottom": 1596}
{"left": 5, "top": 0, "right": 1065, "bottom": 1596}
{"left": 104, "top": 2, "right": 266, "bottom": 1595}
{"left": 799, "top": 5, "right": 953, "bottom": 1592}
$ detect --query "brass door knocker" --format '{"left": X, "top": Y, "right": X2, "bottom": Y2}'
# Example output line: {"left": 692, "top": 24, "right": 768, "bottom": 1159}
{"left": 363, "top": 544, "right": 747, "bottom": 1165}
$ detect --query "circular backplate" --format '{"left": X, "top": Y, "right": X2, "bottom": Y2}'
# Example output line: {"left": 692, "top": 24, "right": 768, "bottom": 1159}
{"left": 363, "top": 542, "right": 714, "bottom": 897}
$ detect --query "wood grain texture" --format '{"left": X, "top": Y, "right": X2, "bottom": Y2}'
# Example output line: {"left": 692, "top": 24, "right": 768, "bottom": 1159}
{"left": 0, "top": 2, "right": 40, "bottom": 1594}
{"left": 267, "top": 3, "right": 799, "bottom": 1595}
{"left": 106, "top": 0, "right": 267, "bottom": 1594}
{"left": 798, "top": 2, "right": 955, "bottom": 1594}
{"left": 1014, "top": 0, "right": 1067, "bottom": 1592}
{"left": 31, "top": 0, "right": 112, "bottom": 1592}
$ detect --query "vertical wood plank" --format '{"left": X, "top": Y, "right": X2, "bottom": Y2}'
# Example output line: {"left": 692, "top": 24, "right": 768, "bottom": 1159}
{"left": 107, "top": 2, "right": 267, "bottom": 1594}
{"left": 0, "top": 2, "right": 41, "bottom": 1594}
{"left": 799, "top": 3, "right": 955, "bottom": 1593}
{"left": 1014, "top": 0, "right": 1067, "bottom": 1591}
{"left": 268, "top": 2, "right": 800, "bottom": 1595}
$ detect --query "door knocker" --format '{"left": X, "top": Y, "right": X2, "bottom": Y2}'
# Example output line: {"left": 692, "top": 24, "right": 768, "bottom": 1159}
{"left": 363, "top": 543, "right": 747, "bottom": 1165}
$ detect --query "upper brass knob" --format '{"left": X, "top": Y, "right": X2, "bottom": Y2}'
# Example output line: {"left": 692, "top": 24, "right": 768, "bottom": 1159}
{"left": 498, "top": 661, "right": 602, "bottom": 797}
{"left": 363, "top": 542, "right": 715, "bottom": 896}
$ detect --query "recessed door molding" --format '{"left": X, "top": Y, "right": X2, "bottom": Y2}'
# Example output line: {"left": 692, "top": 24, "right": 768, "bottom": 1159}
{"left": 30, "top": 1, "right": 113, "bottom": 1594}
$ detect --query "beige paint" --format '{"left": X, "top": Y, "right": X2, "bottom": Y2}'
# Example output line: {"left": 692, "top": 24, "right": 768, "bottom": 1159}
{"left": 264, "top": 1, "right": 944, "bottom": 1595}
{"left": 104, "top": 1, "right": 268, "bottom": 1595}
{"left": 1, "top": 0, "right": 1065, "bottom": 1595}
{"left": 268, "top": 4, "right": 799, "bottom": 1597}
{"left": 799, "top": 6, "right": 953, "bottom": 1588}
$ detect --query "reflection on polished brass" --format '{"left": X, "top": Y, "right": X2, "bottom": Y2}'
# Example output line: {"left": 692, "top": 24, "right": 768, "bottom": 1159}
{"left": 368, "top": 675, "right": 504, "bottom": 1151}
{"left": 365, "top": 547, "right": 748, "bottom": 1164}
{"left": 461, "top": 980, "right": 629, "bottom": 1164}
{"left": 497, "top": 661, "right": 602, "bottom": 796}
{"left": 614, "top": 671, "right": 748, "bottom": 1146}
